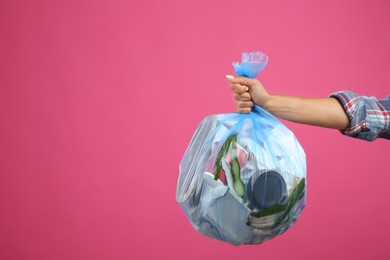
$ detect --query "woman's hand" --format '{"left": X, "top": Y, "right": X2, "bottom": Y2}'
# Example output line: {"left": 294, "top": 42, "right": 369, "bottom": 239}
{"left": 226, "top": 75, "right": 270, "bottom": 113}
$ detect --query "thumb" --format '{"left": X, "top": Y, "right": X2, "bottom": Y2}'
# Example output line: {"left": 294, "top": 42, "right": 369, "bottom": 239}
{"left": 225, "top": 74, "right": 235, "bottom": 82}
{"left": 225, "top": 75, "right": 256, "bottom": 86}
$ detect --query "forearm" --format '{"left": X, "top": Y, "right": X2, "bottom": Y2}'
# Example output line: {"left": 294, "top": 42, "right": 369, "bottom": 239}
{"left": 263, "top": 95, "right": 349, "bottom": 130}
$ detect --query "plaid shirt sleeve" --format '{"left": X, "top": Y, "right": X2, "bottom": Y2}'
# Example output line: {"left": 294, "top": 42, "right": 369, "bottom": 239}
{"left": 330, "top": 91, "right": 390, "bottom": 141}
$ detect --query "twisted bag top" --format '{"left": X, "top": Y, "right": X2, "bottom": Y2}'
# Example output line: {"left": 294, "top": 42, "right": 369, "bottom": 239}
{"left": 176, "top": 52, "right": 307, "bottom": 246}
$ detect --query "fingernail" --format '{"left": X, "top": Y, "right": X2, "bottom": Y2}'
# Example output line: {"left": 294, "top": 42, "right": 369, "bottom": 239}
{"left": 226, "top": 75, "right": 234, "bottom": 80}
{"left": 244, "top": 87, "right": 249, "bottom": 91}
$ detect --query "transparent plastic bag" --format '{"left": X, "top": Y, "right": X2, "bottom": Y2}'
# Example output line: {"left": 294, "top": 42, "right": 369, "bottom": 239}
{"left": 176, "top": 52, "right": 306, "bottom": 246}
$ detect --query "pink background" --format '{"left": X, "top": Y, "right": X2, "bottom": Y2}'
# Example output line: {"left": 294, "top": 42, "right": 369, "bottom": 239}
{"left": 1, "top": 0, "right": 389, "bottom": 259}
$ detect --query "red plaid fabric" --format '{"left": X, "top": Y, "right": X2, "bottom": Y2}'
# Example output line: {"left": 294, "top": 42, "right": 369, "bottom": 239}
{"left": 330, "top": 91, "right": 390, "bottom": 141}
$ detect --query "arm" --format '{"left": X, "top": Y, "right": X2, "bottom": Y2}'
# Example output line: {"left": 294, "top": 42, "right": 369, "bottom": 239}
{"left": 262, "top": 95, "right": 349, "bottom": 130}
{"left": 226, "top": 75, "right": 390, "bottom": 141}
{"left": 226, "top": 75, "right": 349, "bottom": 130}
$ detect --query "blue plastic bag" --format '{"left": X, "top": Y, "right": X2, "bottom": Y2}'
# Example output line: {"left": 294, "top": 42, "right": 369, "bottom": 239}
{"left": 232, "top": 51, "right": 268, "bottom": 78}
{"left": 176, "top": 52, "right": 306, "bottom": 246}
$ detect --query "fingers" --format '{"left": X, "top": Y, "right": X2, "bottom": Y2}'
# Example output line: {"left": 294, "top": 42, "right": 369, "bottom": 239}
{"left": 226, "top": 75, "right": 254, "bottom": 114}
{"left": 237, "top": 100, "right": 254, "bottom": 108}
{"left": 237, "top": 107, "right": 252, "bottom": 113}
{"left": 233, "top": 92, "right": 251, "bottom": 101}
{"left": 230, "top": 83, "right": 248, "bottom": 94}
{"left": 226, "top": 75, "right": 257, "bottom": 86}
{"left": 236, "top": 100, "right": 254, "bottom": 114}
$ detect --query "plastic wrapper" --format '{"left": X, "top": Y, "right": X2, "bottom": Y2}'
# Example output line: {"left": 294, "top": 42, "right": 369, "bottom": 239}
{"left": 176, "top": 52, "right": 306, "bottom": 246}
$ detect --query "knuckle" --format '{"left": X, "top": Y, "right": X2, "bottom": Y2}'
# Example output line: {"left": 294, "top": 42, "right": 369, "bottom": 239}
{"left": 239, "top": 86, "right": 247, "bottom": 94}
{"left": 242, "top": 93, "right": 251, "bottom": 100}
{"left": 237, "top": 101, "right": 246, "bottom": 108}
{"left": 238, "top": 101, "right": 253, "bottom": 108}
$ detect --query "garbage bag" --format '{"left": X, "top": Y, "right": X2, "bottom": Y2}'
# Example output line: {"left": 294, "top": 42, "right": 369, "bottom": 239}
{"left": 176, "top": 52, "right": 306, "bottom": 246}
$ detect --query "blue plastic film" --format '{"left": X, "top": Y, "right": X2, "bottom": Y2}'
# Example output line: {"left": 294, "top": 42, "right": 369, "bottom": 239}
{"left": 232, "top": 51, "right": 268, "bottom": 78}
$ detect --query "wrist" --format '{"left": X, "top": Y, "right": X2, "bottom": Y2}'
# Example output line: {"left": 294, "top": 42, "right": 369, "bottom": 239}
{"left": 261, "top": 94, "right": 273, "bottom": 111}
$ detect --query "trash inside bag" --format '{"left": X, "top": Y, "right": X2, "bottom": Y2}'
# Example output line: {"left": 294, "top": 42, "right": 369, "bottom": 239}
{"left": 176, "top": 52, "right": 306, "bottom": 246}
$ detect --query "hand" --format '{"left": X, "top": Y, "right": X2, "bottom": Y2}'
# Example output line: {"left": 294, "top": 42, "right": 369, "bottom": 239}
{"left": 226, "top": 75, "right": 270, "bottom": 113}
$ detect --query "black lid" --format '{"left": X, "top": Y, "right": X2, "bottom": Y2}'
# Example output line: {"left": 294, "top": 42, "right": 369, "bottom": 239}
{"left": 252, "top": 171, "right": 288, "bottom": 209}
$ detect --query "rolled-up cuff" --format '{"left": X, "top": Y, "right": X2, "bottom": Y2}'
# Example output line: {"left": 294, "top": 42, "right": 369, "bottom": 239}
{"left": 330, "top": 91, "right": 376, "bottom": 141}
